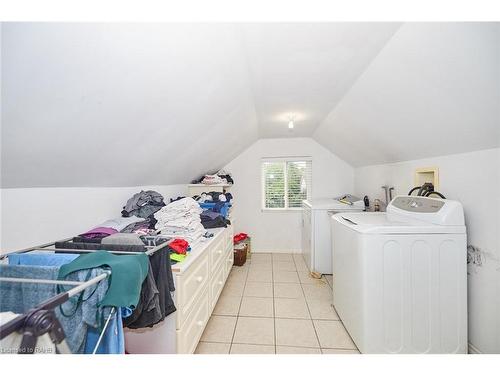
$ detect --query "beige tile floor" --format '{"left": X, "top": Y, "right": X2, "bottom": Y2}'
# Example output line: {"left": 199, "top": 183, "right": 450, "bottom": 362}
{"left": 195, "top": 253, "right": 360, "bottom": 354}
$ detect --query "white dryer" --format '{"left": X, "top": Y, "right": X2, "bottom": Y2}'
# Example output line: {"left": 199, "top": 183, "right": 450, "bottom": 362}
{"left": 301, "top": 197, "right": 364, "bottom": 275}
{"left": 330, "top": 196, "right": 467, "bottom": 353}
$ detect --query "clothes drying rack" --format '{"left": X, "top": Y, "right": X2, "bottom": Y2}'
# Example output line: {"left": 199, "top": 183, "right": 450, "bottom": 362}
{"left": 0, "top": 271, "right": 110, "bottom": 354}
{"left": 0, "top": 235, "right": 173, "bottom": 354}
{"left": 0, "top": 235, "right": 172, "bottom": 259}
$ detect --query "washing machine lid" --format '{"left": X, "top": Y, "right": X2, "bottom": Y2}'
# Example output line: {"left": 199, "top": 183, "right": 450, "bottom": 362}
{"left": 303, "top": 198, "right": 365, "bottom": 211}
{"left": 332, "top": 212, "right": 466, "bottom": 234}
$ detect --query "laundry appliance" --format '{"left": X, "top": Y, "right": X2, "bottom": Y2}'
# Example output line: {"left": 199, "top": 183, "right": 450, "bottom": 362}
{"left": 330, "top": 196, "right": 467, "bottom": 353}
{"left": 301, "top": 195, "right": 364, "bottom": 275}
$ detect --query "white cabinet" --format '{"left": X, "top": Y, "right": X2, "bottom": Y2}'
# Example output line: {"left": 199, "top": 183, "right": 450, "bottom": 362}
{"left": 124, "top": 225, "right": 234, "bottom": 354}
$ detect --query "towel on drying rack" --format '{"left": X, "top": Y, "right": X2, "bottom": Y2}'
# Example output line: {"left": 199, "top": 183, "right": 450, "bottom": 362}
{"left": 0, "top": 265, "right": 113, "bottom": 354}
{"left": 6, "top": 253, "right": 126, "bottom": 353}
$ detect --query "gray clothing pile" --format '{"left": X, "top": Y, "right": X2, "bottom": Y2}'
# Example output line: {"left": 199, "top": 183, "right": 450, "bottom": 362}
{"left": 121, "top": 190, "right": 165, "bottom": 219}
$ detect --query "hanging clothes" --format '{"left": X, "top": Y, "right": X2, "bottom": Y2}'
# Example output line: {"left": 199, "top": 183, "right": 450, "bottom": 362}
{"left": 123, "top": 249, "right": 176, "bottom": 328}
{"left": 58, "top": 251, "right": 148, "bottom": 309}
{"left": 0, "top": 265, "right": 111, "bottom": 354}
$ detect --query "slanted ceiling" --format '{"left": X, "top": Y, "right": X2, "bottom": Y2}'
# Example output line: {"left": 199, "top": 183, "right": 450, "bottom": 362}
{"left": 1, "top": 22, "right": 499, "bottom": 188}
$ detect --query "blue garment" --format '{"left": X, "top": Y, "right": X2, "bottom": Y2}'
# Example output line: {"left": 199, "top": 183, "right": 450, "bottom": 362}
{"left": 8, "top": 253, "right": 133, "bottom": 319}
{"left": 0, "top": 264, "right": 108, "bottom": 353}
{"left": 85, "top": 307, "right": 125, "bottom": 354}
{"left": 5, "top": 253, "right": 126, "bottom": 353}
{"left": 8, "top": 253, "right": 79, "bottom": 266}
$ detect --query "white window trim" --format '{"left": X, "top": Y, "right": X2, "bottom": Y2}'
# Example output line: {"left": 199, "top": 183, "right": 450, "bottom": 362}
{"left": 261, "top": 156, "right": 312, "bottom": 212}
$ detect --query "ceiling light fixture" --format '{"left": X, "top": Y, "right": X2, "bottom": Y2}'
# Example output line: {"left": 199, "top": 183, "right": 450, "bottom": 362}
{"left": 288, "top": 120, "right": 294, "bottom": 129}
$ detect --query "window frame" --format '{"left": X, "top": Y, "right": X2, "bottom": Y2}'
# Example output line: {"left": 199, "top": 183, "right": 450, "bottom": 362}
{"left": 261, "top": 157, "right": 312, "bottom": 212}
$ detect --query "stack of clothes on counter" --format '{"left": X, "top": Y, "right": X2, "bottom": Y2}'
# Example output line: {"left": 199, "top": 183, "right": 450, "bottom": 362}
{"left": 154, "top": 197, "right": 205, "bottom": 247}
{"left": 193, "top": 191, "right": 233, "bottom": 228}
{"left": 200, "top": 210, "right": 230, "bottom": 229}
{"left": 194, "top": 191, "right": 232, "bottom": 204}
{"left": 120, "top": 190, "right": 166, "bottom": 233}
{"left": 167, "top": 238, "right": 191, "bottom": 264}
{"left": 192, "top": 169, "right": 234, "bottom": 185}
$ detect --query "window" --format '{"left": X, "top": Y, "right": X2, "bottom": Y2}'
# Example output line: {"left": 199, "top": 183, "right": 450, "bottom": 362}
{"left": 261, "top": 157, "right": 312, "bottom": 210}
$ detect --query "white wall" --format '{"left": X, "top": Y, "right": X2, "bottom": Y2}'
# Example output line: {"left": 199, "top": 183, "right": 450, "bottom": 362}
{"left": 354, "top": 148, "right": 500, "bottom": 354}
{"left": 0, "top": 184, "right": 187, "bottom": 253}
{"left": 224, "top": 137, "right": 354, "bottom": 253}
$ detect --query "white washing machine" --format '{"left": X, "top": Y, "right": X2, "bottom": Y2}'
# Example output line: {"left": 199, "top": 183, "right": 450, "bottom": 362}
{"left": 330, "top": 196, "right": 467, "bottom": 354}
{"left": 302, "top": 197, "right": 364, "bottom": 275}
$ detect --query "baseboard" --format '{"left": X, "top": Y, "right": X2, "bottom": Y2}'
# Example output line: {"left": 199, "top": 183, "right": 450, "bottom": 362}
{"left": 251, "top": 249, "right": 302, "bottom": 254}
{"left": 468, "top": 342, "right": 482, "bottom": 354}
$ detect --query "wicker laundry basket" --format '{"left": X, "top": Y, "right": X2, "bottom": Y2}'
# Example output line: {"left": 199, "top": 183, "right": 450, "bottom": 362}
{"left": 233, "top": 243, "right": 248, "bottom": 266}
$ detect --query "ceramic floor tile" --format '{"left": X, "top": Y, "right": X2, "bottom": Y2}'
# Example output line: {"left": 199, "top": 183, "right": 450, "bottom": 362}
{"left": 249, "top": 253, "right": 272, "bottom": 263}
{"left": 294, "top": 261, "right": 309, "bottom": 271}
{"left": 244, "top": 282, "right": 273, "bottom": 298}
{"left": 272, "top": 253, "right": 295, "bottom": 262}
{"left": 227, "top": 271, "right": 248, "bottom": 283}
{"left": 233, "top": 317, "right": 275, "bottom": 345}
{"left": 229, "top": 268, "right": 249, "bottom": 278}
{"left": 249, "top": 261, "right": 273, "bottom": 270}
{"left": 273, "top": 270, "right": 300, "bottom": 283}
{"left": 274, "top": 298, "right": 310, "bottom": 319}
{"left": 212, "top": 294, "right": 242, "bottom": 316}
{"left": 221, "top": 279, "right": 245, "bottom": 297}
{"left": 195, "top": 342, "right": 231, "bottom": 354}
{"left": 247, "top": 269, "right": 273, "bottom": 282}
{"left": 200, "top": 316, "right": 237, "bottom": 343}
{"left": 239, "top": 297, "right": 274, "bottom": 317}
{"left": 273, "top": 261, "right": 297, "bottom": 271}
{"left": 306, "top": 298, "right": 339, "bottom": 320}
{"left": 230, "top": 344, "right": 275, "bottom": 354}
{"left": 321, "top": 348, "right": 360, "bottom": 354}
{"left": 313, "top": 320, "right": 357, "bottom": 349}
{"left": 276, "top": 346, "right": 322, "bottom": 354}
{"left": 302, "top": 283, "right": 333, "bottom": 301}
{"left": 324, "top": 275, "right": 333, "bottom": 288}
{"left": 275, "top": 318, "right": 319, "bottom": 348}
{"left": 274, "top": 283, "right": 305, "bottom": 299}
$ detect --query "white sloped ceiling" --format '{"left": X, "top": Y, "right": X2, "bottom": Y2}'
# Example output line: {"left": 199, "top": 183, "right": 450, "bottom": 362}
{"left": 1, "top": 23, "right": 259, "bottom": 188}
{"left": 313, "top": 22, "right": 500, "bottom": 166}
{"left": 1, "top": 22, "right": 499, "bottom": 188}
{"left": 240, "top": 23, "right": 401, "bottom": 137}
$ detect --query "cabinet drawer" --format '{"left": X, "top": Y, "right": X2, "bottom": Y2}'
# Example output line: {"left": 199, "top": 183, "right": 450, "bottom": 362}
{"left": 176, "top": 289, "right": 210, "bottom": 354}
{"left": 175, "top": 251, "right": 209, "bottom": 329}
{"left": 209, "top": 261, "right": 226, "bottom": 311}
{"left": 224, "top": 247, "right": 234, "bottom": 280}
{"left": 209, "top": 237, "right": 225, "bottom": 272}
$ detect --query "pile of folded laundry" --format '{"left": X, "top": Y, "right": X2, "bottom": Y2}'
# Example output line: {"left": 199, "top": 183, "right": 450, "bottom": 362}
{"left": 154, "top": 197, "right": 205, "bottom": 247}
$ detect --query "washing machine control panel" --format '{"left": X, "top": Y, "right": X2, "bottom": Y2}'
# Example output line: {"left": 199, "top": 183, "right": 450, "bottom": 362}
{"left": 391, "top": 196, "right": 445, "bottom": 213}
